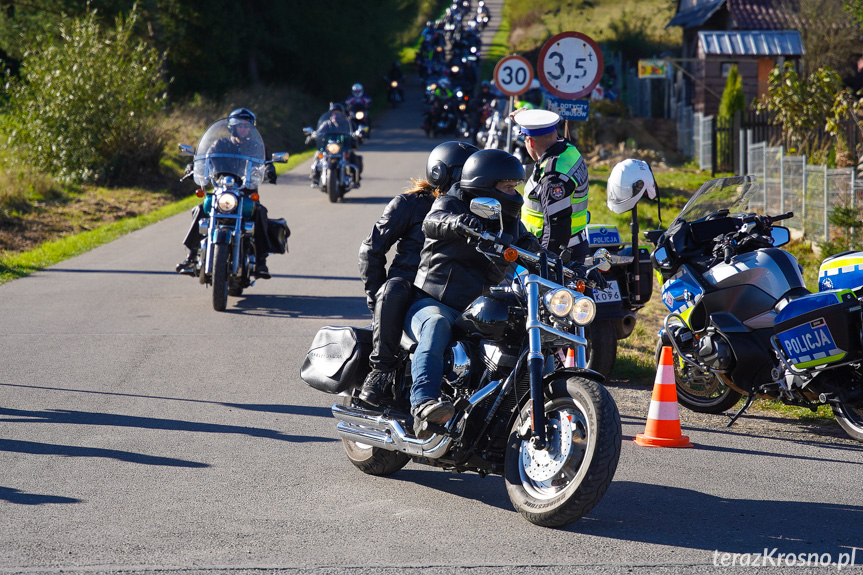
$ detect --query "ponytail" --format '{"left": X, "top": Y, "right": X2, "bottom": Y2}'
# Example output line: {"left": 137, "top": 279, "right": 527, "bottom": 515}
{"left": 405, "top": 178, "right": 442, "bottom": 196}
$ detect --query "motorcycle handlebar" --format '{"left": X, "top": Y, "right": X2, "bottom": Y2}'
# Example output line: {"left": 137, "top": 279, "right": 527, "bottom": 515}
{"left": 767, "top": 211, "right": 794, "bottom": 224}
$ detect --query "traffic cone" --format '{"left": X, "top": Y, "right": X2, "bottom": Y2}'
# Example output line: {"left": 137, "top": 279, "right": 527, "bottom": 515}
{"left": 564, "top": 348, "right": 575, "bottom": 368}
{"left": 635, "top": 346, "right": 693, "bottom": 447}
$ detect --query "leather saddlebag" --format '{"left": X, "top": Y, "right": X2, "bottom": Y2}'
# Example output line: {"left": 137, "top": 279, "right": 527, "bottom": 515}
{"left": 300, "top": 326, "right": 373, "bottom": 394}
{"left": 267, "top": 218, "right": 290, "bottom": 254}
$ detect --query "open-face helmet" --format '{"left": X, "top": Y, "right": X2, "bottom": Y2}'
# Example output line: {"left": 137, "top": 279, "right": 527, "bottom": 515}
{"left": 227, "top": 108, "right": 256, "bottom": 139}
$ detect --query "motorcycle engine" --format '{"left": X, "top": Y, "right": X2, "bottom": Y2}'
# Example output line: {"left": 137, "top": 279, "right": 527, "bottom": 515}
{"left": 697, "top": 331, "right": 735, "bottom": 370}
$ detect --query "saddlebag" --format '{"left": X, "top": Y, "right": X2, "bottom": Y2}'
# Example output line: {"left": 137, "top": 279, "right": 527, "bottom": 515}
{"left": 300, "top": 326, "right": 372, "bottom": 394}
{"left": 267, "top": 218, "right": 290, "bottom": 254}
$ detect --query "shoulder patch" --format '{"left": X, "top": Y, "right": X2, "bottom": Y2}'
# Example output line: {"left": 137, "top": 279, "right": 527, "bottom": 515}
{"left": 550, "top": 186, "right": 566, "bottom": 200}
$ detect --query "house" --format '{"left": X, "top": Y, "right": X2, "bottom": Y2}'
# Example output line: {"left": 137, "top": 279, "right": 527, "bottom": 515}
{"left": 667, "top": 0, "right": 804, "bottom": 116}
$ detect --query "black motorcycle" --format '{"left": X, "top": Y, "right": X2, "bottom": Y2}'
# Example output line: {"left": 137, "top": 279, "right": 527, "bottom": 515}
{"left": 302, "top": 197, "right": 621, "bottom": 527}
{"left": 178, "top": 119, "right": 288, "bottom": 311}
{"left": 303, "top": 110, "right": 361, "bottom": 203}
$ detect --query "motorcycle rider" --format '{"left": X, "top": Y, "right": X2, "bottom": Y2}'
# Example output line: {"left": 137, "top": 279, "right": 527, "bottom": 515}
{"left": 309, "top": 103, "right": 363, "bottom": 185}
{"left": 176, "top": 108, "right": 277, "bottom": 279}
{"left": 357, "top": 142, "right": 479, "bottom": 406}
{"left": 345, "top": 83, "right": 372, "bottom": 139}
{"left": 511, "top": 108, "right": 591, "bottom": 262}
{"left": 406, "top": 149, "right": 541, "bottom": 438}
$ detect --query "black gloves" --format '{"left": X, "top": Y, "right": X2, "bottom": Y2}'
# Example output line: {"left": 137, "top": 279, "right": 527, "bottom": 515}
{"left": 265, "top": 165, "right": 277, "bottom": 184}
{"left": 454, "top": 213, "right": 483, "bottom": 237}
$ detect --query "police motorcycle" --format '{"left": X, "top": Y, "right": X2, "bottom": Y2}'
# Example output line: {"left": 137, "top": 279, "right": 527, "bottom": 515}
{"left": 301, "top": 197, "right": 622, "bottom": 528}
{"left": 646, "top": 175, "right": 863, "bottom": 441}
{"left": 178, "top": 119, "right": 288, "bottom": 312}
{"left": 303, "top": 108, "right": 361, "bottom": 203}
{"left": 582, "top": 159, "right": 658, "bottom": 378}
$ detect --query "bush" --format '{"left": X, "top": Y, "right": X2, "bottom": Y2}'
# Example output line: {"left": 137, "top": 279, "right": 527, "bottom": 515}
{"left": 2, "top": 7, "right": 168, "bottom": 185}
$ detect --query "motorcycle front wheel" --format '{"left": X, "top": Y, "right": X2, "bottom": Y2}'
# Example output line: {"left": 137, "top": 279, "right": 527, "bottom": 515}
{"left": 326, "top": 167, "right": 339, "bottom": 203}
{"left": 505, "top": 375, "right": 621, "bottom": 528}
{"left": 832, "top": 401, "right": 863, "bottom": 442}
{"left": 340, "top": 396, "right": 411, "bottom": 475}
{"left": 212, "top": 242, "right": 230, "bottom": 312}
{"left": 655, "top": 341, "right": 742, "bottom": 413}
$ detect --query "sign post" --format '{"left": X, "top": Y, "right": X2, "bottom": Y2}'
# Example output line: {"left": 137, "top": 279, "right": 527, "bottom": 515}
{"left": 493, "top": 55, "right": 534, "bottom": 153}
{"left": 537, "top": 32, "right": 603, "bottom": 138}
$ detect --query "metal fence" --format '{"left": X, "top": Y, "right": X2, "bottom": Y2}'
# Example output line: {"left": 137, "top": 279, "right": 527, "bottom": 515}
{"left": 746, "top": 138, "right": 859, "bottom": 242}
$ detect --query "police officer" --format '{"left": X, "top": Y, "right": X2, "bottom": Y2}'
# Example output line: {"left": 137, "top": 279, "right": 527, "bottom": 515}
{"left": 511, "top": 108, "right": 590, "bottom": 262}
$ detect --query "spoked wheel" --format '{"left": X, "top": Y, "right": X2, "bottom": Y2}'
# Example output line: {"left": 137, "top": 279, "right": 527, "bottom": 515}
{"left": 340, "top": 396, "right": 411, "bottom": 475}
{"left": 656, "top": 340, "right": 742, "bottom": 413}
{"left": 505, "top": 375, "right": 621, "bottom": 528}
{"left": 212, "top": 242, "right": 229, "bottom": 312}
{"left": 832, "top": 401, "right": 863, "bottom": 442}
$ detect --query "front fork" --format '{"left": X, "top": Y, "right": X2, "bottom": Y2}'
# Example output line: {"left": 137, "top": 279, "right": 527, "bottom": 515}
{"left": 525, "top": 281, "right": 548, "bottom": 449}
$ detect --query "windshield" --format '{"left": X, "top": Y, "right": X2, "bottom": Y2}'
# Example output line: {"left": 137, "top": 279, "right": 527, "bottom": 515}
{"left": 193, "top": 118, "right": 266, "bottom": 189}
{"left": 674, "top": 175, "right": 762, "bottom": 224}
{"left": 316, "top": 111, "right": 352, "bottom": 134}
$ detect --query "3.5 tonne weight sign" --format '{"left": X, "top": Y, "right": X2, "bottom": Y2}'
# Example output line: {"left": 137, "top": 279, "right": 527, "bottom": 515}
{"left": 538, "top": 31, "right": 603, "bottom": 100}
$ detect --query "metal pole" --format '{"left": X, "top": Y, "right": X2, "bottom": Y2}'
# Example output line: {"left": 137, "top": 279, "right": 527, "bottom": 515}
{"left": 824, "top": 165, "right": 829, "bottom": 243}
{"left": 506, "top": 95, "right": 514, "bottom": 153}
{"left": 779, "top": 146, "right": 784, "bottom": 214}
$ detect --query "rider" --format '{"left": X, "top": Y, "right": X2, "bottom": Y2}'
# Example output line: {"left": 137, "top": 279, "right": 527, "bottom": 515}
{"left": 357, "top": 142, "right": 479, "bottom": 406}
{"left": 176, "top": 108, "right": 277, "bottom": 279}
{"left": 511, "top": 108, "right": 591, "bottom": 262}
{"left": 345, "top": 83, "right": 372, "bottom": 138}
{"left": 406, "top": 149, "right": 541, "bottom": 438}
{"left": 310, "top": 103, "right": 363, "bottom": 185}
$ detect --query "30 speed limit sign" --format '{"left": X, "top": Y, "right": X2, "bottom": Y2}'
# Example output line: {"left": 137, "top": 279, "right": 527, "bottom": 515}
{"left": 538, "top": 32, "right": 603, "bottom": 99}
{"left": 493, "top": 55, "right": 534, "bottom": 97}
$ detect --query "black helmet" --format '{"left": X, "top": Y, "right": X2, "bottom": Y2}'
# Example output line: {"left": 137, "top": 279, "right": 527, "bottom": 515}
{"left": 459, "top": 149, "right": 525, "bottom": 219}
{"left": 228, "top": 108, "right": 256, "bottom": 139}
{"left": 328, "top": 102, "right": 346, "bottom": 114}
{"left": 426, "top": 141, "right": 479, "bottom": 191}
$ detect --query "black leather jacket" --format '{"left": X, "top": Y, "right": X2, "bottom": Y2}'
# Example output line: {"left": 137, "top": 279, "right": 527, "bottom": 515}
{"left": 358, "top": 191, "right": 435, "bottom": 308}
{"left": 414, "top": 187, "right": 540, "bottom": 312}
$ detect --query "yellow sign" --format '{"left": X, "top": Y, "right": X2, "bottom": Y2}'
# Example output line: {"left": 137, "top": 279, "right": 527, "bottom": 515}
{"left": 638, "top": 59, "right": 668, "bottom": 79}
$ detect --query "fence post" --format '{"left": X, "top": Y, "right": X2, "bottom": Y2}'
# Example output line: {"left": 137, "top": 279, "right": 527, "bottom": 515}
{"left": 711, "top": 120, "right": 717, "bottom": 177}
{"left": 779, "top": 146, "right": 785, "bottom": 213}
{"left": 802, "top": 157, "right": 807, "bottom": 235}
{"left": 824, "top": 166, "right": 829, "bottom": 243}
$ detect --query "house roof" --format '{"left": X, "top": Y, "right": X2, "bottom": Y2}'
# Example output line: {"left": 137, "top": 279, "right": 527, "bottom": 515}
{"left": 668, "top": 0, "right": 791, "bottom": 30}
{"left": 667, "top": 0, "right": 725, "bottom": 29}
{"left": 698, "top": 30, "right": 805, "bottom": 56}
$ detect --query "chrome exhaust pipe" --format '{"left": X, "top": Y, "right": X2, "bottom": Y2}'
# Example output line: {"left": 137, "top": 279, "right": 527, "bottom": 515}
{"left": 332, "top": 403, "right": 452, "bottom": 459}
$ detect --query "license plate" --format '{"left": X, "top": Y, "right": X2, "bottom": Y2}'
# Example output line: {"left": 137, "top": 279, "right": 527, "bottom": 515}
{"left": 594, "top": 280, "right": 621, "bottom": 303}
{"left": 778, "top": 318, "right": 841, "bottom": 365}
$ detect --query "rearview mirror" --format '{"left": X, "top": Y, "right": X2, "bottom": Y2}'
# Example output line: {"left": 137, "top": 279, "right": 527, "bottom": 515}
{"left": 591, "top": 248, "right": 613, "bottom": 272}
{"left": 771, "top": 226, "right": 790, "bottom": 247}
{"left": 470, "top": 197, "right": 504, "bottom": 234}
{"left": 271, "top": 152, "right": 289, "bottom": 164}
{"left": 302, "top": 127, "right": 314, "bottom": 136}
{"left": 178, "top": 144, "right": 194, "bottom": 156}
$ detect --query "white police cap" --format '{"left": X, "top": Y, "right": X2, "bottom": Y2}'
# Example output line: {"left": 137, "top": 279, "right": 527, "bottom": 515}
{"left": 513, "top": 109, "right": 560, "bottom": 136}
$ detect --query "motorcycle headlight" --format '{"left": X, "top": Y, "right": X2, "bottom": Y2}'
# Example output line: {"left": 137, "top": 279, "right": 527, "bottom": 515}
{"left": 355, "top": 111, "right": 365, "bottom": 120}
{"left": 216, "top": 192, "right": 238, "bottom": 213}
{"left": 326, "top": 142, "right": 341, "bottom": 154}
{"left": 544, "top": 289, "right": 574, "bottom": 318}
{"left": 570, "top": 296, "right": 596, "bottom": 326}
{"left": 459, "top": 104, "right": 467, "bottom": 111}
{"left": 451, "top": 65, "right": 460, "bottom": 74}
{"left": 391, "top": 80, "right": 398, "bottom": 88}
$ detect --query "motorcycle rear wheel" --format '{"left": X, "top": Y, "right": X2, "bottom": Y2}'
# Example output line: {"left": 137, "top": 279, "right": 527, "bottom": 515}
{"left": 655, "top": 340, "right": 742, "bottom": 413}
{"left": 586, "top": 320, "right": 617, "bottom": 379}
{"left": 340, "top": 396, "right": 411, "bottom": 475}
{"left": 212, "top": 242, "right": 229, "bottom": 312}
{"left": 504, "top": 375, "right": 621, "bottom": 528}
{"left": 832, "top": 402, "right": 863, "bottom": 442}
{"left": 326, "top": 168, "right": 339, "bottom": 203}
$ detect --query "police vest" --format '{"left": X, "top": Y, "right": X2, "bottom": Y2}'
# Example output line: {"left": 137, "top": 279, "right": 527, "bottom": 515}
{"left": 521, "top": 143, "right": 589, "bottom": 246}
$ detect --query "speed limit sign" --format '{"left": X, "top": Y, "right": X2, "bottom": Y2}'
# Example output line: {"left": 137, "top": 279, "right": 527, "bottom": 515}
{"left": 493, "top": 55, "right": 534, "bottom": 97}
{"left": 538, "top": 32, "right": 603, "bottom": 100}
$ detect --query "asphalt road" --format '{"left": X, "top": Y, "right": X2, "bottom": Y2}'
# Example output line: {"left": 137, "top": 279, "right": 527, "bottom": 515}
{"left": 3, "top": 18, "right": 863, "bottom": 575}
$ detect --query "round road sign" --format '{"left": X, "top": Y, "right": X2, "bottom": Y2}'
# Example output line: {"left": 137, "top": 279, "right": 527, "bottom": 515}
{"left": 493, "top": 55, "right": 534, "bottom": 97}
{"left": 538, "top": 31, "right": 603, "bottom": 100}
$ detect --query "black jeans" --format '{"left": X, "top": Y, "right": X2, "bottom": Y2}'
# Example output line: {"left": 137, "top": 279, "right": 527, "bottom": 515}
{"left": 370, "top": 277, "right": 414, "bottom": 372}
{"left": 182, "top": 201, "right": 270, "bottom": 258}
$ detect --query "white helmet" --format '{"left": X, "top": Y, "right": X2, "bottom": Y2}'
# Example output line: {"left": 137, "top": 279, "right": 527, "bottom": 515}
{"left": 606, "top": 159, "right": 657, "bottom": 214}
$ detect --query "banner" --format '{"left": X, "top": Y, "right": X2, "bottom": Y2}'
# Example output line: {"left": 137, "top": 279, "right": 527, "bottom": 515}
{"left": 638, "top": 59, "right": 668, "bottom": 79}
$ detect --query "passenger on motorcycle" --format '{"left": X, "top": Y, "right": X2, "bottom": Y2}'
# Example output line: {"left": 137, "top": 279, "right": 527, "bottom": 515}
{"left": 357, "top": 142, "right": 479, "bottom": 406}
{"left": 176, "top": 108, "right": 277, "bottom": 279}
{"left": 406, "top": 149, "right": 541, "bottom": 438}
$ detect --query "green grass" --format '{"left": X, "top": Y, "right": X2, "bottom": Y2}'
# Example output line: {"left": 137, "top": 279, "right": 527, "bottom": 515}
{"left": 480, "top": 4, "right": 515, "bottom": 80}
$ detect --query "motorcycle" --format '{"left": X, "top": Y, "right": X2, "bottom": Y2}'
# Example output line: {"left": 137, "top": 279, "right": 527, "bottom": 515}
{"left": 303, "top": 110, "right": 362, "bottom": 203}
{"left": 347, "top": 103, "right": 371, "bottom": 142}
{"left": 386, "top": 77, "right": 403, "bottom": 106}
{"left": 178, "top": 119, "right": 288, "bottom": 311}
{"left": 582, "top": 222, "right": 654, "bottom": 378}
{"left": 301, "top": 197, "right": 622, "bottom": 527}
{"left": 646, "top": 175, "right": 863, "bottom": 441}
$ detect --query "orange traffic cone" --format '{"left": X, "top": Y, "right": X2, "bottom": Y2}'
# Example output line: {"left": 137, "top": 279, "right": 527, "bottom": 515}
{"left": 635, "top": 346, "right": 693, "bottom": 447}
{"left": 564, "top": 348, "right": 575, "bottom": 368}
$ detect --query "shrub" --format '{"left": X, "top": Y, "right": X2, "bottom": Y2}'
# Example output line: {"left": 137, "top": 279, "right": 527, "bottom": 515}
{"left": 3, "top": 7, "right": 168, "bottom": 185}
